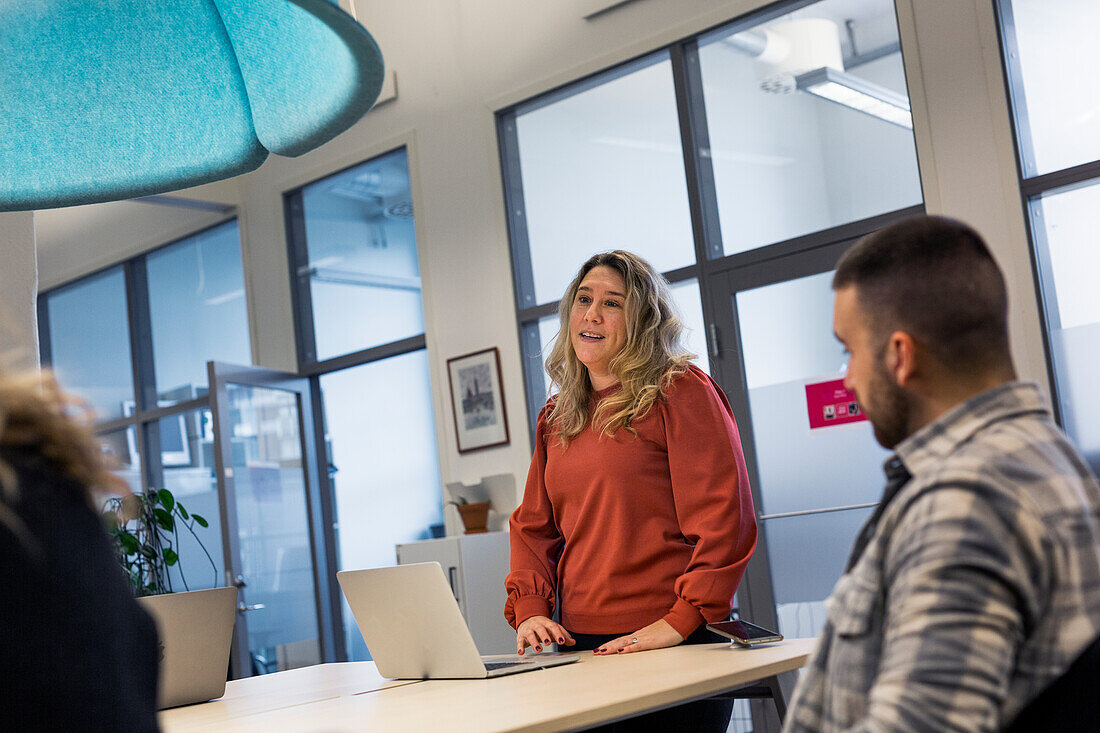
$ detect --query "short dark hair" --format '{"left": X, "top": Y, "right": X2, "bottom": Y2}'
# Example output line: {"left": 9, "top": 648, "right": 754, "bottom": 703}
{"left": 833, "top": 215, "right": 1012, "bottom": 372}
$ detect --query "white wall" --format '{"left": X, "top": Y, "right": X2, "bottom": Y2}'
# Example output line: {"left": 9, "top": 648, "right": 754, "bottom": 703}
{"left": 0, "top": 212, "right": 38, "bottom": 371}
{"left": 25, "top": 0, "right": 1042, "bottom": 504}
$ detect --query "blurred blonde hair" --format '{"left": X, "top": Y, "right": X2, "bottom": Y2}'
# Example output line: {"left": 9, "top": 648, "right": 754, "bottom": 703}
{"left": 544, "top": 251, "right": 694, "bottom": 446}
{"left": 0, "top": 370, "right": 123, "bottom": 533}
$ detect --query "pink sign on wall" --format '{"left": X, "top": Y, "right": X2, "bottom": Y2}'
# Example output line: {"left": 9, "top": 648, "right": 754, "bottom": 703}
{"left": 805, "top": 378, "right": 867, "bottom": 430}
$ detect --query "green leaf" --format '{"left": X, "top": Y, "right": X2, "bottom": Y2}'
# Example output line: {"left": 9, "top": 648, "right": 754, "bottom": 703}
{"left": 154, "top": 508, "right": 174, "bottom": 531}
{"left": 176, "top": 503, "right": 190, "bottom": 520}
{"left": 163, "top": 548, "right": 179, "bottom": 566}
{"left": 140, "top": 544, "right": 157, "bottom": 560}
{"left": 157, "top": 489, "right": 175, "bottom": 512}
{"left": 117, "top": 531, "right": 140, "bottom": 555}
{"left": 192, "top": 514, "right": 209, "bottom": 528}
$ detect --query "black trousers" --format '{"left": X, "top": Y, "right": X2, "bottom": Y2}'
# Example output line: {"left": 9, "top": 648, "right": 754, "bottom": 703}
{"left": 569, "top": 625, "right": 734, "bottom": 732}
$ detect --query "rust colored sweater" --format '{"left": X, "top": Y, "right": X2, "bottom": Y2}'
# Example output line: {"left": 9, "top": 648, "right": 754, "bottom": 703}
{"left": 505, "top": 365, "right": 757, "bottom": 639}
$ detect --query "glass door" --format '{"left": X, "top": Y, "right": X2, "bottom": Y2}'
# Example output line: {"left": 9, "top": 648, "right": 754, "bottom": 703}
{"left": 706, "top": 242, "right": 890, "bottom": 640}
{"left": 208, "top": 362, "right": 337, "bottom": 678}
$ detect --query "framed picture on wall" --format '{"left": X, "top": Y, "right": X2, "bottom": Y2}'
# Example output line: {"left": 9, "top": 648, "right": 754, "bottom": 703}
{"left": 446, "top": 347, "right": 510, "bottom": 453}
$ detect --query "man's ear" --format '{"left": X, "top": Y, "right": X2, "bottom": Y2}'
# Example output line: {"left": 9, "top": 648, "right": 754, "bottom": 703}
{"left": 885, "top": 331, "right": 918, "bottom": 387}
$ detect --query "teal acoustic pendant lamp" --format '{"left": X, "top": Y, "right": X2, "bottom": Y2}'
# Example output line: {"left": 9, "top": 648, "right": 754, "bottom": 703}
{"left": 0, "top": 0, "right": 385, "bottom": 212}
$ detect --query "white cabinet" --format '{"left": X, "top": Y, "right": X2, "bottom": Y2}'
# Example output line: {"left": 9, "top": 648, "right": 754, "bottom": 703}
{"left": 395, "top": 531, "right": 514, "bottom": 654}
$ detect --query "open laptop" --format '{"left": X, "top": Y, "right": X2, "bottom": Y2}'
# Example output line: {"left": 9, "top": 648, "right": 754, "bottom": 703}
{"left": 137, "top": 586, "right": 238, "bottom": 709}
{"left": 337, "top": 562, "right": 578, "bottom": 679}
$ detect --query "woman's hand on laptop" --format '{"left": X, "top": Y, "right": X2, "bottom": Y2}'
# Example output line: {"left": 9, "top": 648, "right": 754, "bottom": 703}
{"left": 516, "top": 616, "right": 575, "bottom": 655}
{"left": 593, "top": 619, "right": 683, "bottom": 655}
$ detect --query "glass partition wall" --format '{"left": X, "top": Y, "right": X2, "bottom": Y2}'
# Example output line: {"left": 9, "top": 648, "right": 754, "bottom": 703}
{"left": 499, "top": 1, "right": 923, "bottom": 727}
{"left": 40, "top": 220, "right": 249, "bottom": 599}
{"left": 996, "top": 0, "right": 1100, "bottom": 477}
{"left": 43, "top": 148, "right": 445, "bottom": 673}
{"left": 284, "top": 148, "right": 444, "bottom": 663}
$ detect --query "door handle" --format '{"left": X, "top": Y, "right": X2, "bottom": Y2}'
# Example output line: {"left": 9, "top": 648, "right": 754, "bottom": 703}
{"left": 448, "top": 566, "right": 459, "bottom": 600}
{"left": 237, "top": 602, "right": 266, "bottom": 613}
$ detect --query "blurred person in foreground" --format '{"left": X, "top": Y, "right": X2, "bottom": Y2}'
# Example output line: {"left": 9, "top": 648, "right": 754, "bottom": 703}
{"left": 785, "top": 215, "right": 1100, "bottom": 732}
{"left": 0, "top": 369, "right": 160, "bottom": 731}
{"left": 505, "top": 250, "right": 757, "bottom": 732}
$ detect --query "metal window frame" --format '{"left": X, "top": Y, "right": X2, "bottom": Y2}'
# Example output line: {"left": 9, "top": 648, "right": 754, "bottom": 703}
{"left": 282, "top": 145, "right": 441, "bottom": 663}
{"left": 990, "top": 0, "right": 1100, "bottom": 430}
{"left": 496, "top": 5, "right": 924, "bottom": 729}
{"left": 37, "top": 219, "right": 250, "bottom": 636}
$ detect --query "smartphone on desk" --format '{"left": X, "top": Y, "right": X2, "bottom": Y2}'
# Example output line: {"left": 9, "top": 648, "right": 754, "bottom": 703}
{"left": 706, "top": 619, "right": 783, "bottom": 646}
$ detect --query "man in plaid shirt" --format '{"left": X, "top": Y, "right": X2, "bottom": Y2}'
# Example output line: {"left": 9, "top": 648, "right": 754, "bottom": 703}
{"left": 785, "top": 216, "right": 1100, "bottom": 732}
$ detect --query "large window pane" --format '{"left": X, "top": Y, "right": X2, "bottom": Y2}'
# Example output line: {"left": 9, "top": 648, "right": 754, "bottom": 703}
{"left": 45, "top": 267, "right": 134, "bottom": 420}
{"left": 319, "top": 350, "right": 443, "bottom": 661}
{"left": 296, "top": 149, "right": 425, "bottom": 361}
{"left": 1001, "top": 0, "right": 1100, "bottom": 175}
{"left": 736, "top": 270, "right": 888, "bottom": 516}
{"left": 1035, "top": 180, "right": 1100, "bottom": 476}
{"left": 513, "top": 54, "right": 697, "bottom": 305}
{"left": 154, "top": 409, "right": 224, "bottom": 594}
{"left": 735, "top": 270, "right": 888, "bottom": 640}
{"left": 698, "top": 0, "right": 921, "bottom": 255}
{"left": 147, "top": 221, "right": 251, "bottom": 403}
{"left": 669, "top": 278, "right": 710, "bottom": 374}
{"left": 224, "top": 386, "right": 320, "bottom": 672}
{"left": 765, "top": 506, "right": 874, "bottom": 638}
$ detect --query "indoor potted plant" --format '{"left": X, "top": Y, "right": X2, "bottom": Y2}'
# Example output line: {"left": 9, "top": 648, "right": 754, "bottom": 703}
{"left": 446, "top": 496, "right": 491, "bottom": 534}
{"left": 102, "top": 487, "right": 217, "bottom": 596}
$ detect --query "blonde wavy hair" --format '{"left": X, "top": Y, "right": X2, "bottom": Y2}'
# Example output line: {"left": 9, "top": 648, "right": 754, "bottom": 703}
{"left": 0, "top": 370, "right": 123, "bottom": 546}
{"left": 544, "top": 251, "right": 694, "bottom": 446}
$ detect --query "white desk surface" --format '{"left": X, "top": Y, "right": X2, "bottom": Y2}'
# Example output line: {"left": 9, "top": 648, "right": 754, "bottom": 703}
{"left": 162, "top": 638, "right": 816, "bottom": 732}
{"left": 158, "top": 661, "right": 417, "bottom": 731}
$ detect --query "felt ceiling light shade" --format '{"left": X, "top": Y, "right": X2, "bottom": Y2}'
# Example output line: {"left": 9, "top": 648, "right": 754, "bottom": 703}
{"left": 0, "top": 0, "right": 385, "bottom": 212}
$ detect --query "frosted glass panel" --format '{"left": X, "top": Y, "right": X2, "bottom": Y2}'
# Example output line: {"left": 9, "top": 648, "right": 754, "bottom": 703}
{"left": 698, "top": 0, "right": 921, "bottom": 255}
{"left": 746, "top": 380, "right": 888, "bottom": 516}
{"left": 1003, "top": 0, "right": 1100, "bottom": 175}
{"left": 537, "top": 314, "right": 560, "bottom": 389}
{"left": 225, "top": 385, "right": 320, "bottom": 673}
{"left": 1052, "top": 324, "right": 1100, "bottom": 478}
{"left": 157, "top": 409, "right": 224, "bottom": 594}
{"left": 1038, "top": 181, "right": 1100, "bottom": 330}
{"left": 735, "top": 271, "right": 889, "bottom": 516}
{"left": 147, "top": 221, "right": 250, "bottom": 402}
{"left": 1037, "top": 181, "right": 1100, "bottom": 477}
{"left": 297, "top": 148, "right": 425, "bottom": 360}
{"left": 320, "top": 350, "right": 443, "bottom": 661}
{"left": 515, "top": 54, "right": 696, "bottom": 305}
{"left": 766, "top": 506, "right": 874, "bottom": 638}
{"left": 670, "top": 278, "right": 711, "bottom": 374}
{"left": 46, "top": 267, "right": 134, "bottom": 420}
{"left": 737, "top": 271, "right": 844, "bottom": 390}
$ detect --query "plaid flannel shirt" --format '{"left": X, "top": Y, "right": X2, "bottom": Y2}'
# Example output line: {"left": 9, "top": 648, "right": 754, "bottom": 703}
{"left": 785, "top": 382, "right": 1100, "bottom": 732}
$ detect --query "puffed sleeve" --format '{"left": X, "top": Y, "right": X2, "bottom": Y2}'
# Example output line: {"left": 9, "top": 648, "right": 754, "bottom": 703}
{"left": 662, "top": 367, "right": 758, "bottom": 639}
{"left": 504, "top": 402, "right": 565, "bottom": 629}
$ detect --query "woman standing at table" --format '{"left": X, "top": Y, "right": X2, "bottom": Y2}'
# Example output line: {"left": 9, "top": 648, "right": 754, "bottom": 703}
{"left": 505, "top": 251, "right": 757, "bottom": 731}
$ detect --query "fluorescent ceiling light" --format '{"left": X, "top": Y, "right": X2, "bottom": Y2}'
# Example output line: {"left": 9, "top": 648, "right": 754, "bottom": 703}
{"left": 795, "top": 67, "right": 913, "bottom": 130}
